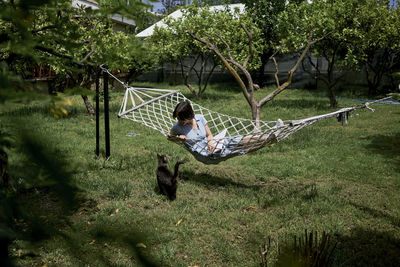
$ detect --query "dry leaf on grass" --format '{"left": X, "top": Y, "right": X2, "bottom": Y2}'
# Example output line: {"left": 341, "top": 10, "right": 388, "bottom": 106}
{"left": 176, "top": 217, "right": 184, "bottom": 226}
{"left": 136, "top": 243, "right": 147, "bottom": 248}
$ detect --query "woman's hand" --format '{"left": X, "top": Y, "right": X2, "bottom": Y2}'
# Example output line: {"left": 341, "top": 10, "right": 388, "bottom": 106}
{"left": 204, "top": 125, "right": 215, "bottom": 152}
{"left": 207, "top": 139, "right": 215, "bottom": 152}
{"left": 178, "top": 135, "right": 187, "bottom": 142}
{"left": 167, "top": 134, "right": 187, "bottom": 143}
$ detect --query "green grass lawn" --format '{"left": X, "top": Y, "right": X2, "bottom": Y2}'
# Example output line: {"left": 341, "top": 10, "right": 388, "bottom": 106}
{"left": 3, "top": 83, "right": 400, "bottom": 266}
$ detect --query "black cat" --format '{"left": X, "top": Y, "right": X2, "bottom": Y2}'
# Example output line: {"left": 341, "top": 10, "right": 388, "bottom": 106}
{"left": 156, "top": 154, "right": 184, "bottom": 201}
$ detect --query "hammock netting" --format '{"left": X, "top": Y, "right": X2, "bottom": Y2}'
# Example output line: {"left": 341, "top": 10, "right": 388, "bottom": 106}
{"left": 101, "top": 66, "right": 385, "bottom": 164}
{"left": 117, "top": 85, "right": 378, "bottom": 164}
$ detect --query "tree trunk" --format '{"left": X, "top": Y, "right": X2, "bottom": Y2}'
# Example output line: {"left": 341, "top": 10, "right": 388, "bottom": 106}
{"left": 366, "top": 67, "right": 382, "bottom": 97}
{"left": 82, "top": 95, "right": 95, "bottom": 115}
{"left": 157, "top": 62, "right": 164, "bottom": 83}
{"left": 251, "top": 102, "right": 261, "bottom": 126}
{"left": 326, "top": 63, "right": 337, "bottom": 108}
{"left": 180, "top": 55, "right": 205, "bottom": 97}
{"left": 187, "top": 29, "right": 318, "bottom": 124}
{"left": 170, "top": 62, "right": 178, "bottom": 85}
{"left": 327, "top": 85, "right": 337, "bottom": 108}
{"left": 199, "top": 61, "right": 217, "bottom": 97}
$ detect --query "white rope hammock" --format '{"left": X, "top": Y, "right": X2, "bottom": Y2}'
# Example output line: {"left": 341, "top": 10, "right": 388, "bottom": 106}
{"left": 103, "top": 68, "right": 386, "bottom": 164}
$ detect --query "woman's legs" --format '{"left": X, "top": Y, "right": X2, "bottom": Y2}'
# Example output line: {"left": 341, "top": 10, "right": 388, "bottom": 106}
{"left": 234, "top": 134, "right": 271, "bottom": 153}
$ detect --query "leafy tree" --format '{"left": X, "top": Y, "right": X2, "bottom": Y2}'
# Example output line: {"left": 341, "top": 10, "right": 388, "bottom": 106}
{"left": 183, "top": 5, "right": 267, "bottom": 120}
{"left": 148, "top": 5, "right": 220, "bottom": 98}
{"left": 185, "top": 3, "right": 329, "bottom": 122}
{"left": 301, "top": 0, "right": 400, "bottom": 106}
{"left": 99, "top": 0, "right": 155, "bottom": 28}
{"left": 356, "top": 0, "right": 400, "bottom": 96}
{"left": 299, "top": 0, "right": 358, "bottom": 107}
{"left": 242, "top": 0, "right": 303, "bottom": 86}
{"left": 1, "top": 0, "right": 157, "bottom": 114}
{"left": 0, "top": 1, "right": 81, "bottom": 264}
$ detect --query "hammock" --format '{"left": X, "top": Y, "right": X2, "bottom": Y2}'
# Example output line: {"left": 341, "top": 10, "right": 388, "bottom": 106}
{"left": 103, "top": 69, "right": 385, "bottom": 164}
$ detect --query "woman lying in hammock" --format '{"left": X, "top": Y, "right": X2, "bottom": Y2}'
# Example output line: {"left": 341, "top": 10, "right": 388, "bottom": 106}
{"left": 167, "top": 102, "right": 267, "bottom": 164}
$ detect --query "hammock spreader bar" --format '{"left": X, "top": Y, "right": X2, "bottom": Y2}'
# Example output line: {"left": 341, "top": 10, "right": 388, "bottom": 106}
{"left": 118, "top": 90, "right": 179, "bottom": 117}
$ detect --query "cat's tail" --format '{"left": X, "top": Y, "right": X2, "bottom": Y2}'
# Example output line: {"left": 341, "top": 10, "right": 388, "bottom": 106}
{"left": 173, "top": 160, "right": 185, "bottom": 180}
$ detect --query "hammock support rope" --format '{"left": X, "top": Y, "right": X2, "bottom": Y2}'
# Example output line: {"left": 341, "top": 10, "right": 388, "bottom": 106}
{"left": 101, "top": 67, "right": 387, "bottom": 164}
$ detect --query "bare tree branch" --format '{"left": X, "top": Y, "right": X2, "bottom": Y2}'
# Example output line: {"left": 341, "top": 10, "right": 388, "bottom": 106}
{"left": 200, "top": 60, "right": 217, "bottom": 96}
{"left": 179, "top": 57, "right": 196, "bottom": 95}
{"left": 80, "top": 40, "right": 95, "bottom": 64}
{"left": 186, "top": 30, "right": 251, "bottom": 103}
{"left": 259, "top": 38, "right": 314, "bottom": 107}
{"left": 240, "top": 23, "right": 253, "bottom": 68}
{"left": 78, "top": 19, "right": 100, "bottom": 64}
{"left": 35, "top": 45, "right": 81, "bottom": 64}
{"left": 302, "top": 53, "right": 330, "bottom": 86}
{"left": 31, "top": 25, "right": 56, "bottom": 34}
{"left": 272, "top": 56, "right": 280, "bottom": 87}
{"left": 217, "top": 33, "right": 234, "bottom": 62}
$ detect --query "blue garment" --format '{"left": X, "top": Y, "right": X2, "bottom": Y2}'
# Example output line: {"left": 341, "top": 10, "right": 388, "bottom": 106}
{"left": 171, "top": 114, "right": 209, "bottom": 154}
{"left": 171, "top": 114, "right": 244, "bottom": 164}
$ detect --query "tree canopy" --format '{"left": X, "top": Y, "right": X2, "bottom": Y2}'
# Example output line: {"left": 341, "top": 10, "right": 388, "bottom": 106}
{"left": 178, "top": 2, "right": 337, "bottom": 121}
{"left": 1, "top": 0, "right": 158, "bottom": 113}
{"left": 148, "top": 4, "right": 261, "bottom": 97}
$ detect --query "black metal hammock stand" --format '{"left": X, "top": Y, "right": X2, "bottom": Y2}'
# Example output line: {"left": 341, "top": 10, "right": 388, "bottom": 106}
{"left": 101, "top": 67, "right": 388, "bottom": 164}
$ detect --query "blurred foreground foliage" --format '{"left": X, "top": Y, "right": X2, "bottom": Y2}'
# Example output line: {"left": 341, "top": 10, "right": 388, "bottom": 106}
{"left": 0, "top": 0, "right": 158, "bottom": 114}
{"left": 0, "top": 0, "right": 159, "bottom": 265}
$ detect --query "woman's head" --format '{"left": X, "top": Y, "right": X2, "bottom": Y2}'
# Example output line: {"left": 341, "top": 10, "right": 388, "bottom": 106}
{"left": 173, "top": 101, "right": 194, "bottom": 124}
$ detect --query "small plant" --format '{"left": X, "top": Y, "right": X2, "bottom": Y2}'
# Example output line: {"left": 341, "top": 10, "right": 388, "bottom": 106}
{"left": 260, "top": 237, "right": 279, "bottom": 267}
{"left": 260, "top": 230, "right": 336, "bottom": 266}
{"left": 303, "top": 184, "right": 318, "bottom": 201}
{"left": 274, "top": 230, "right": 337, "bottom": 267}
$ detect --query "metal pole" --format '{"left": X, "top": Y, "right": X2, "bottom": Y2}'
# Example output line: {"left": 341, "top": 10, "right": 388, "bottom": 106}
{"left": 95, "top": 68, "right": 100, "bottom": 157}
{"left": 103, "top": 68, "right": 110, "bottom": 158}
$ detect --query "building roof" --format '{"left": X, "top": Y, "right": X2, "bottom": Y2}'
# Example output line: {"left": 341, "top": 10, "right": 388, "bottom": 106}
{"left": 71, "top": 0, "right": 135, "bottom": 26}
{"left": 136, "top": 4, "right": 245, "bottom": 38}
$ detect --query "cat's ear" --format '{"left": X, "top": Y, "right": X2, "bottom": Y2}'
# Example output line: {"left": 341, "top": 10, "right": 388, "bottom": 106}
{"left": 157, "top": 153, "right": 160, "bottom": 158}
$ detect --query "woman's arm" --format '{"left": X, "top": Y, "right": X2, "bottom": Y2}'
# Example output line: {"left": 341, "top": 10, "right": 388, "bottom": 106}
{"left": 205, "top": 125, "right": 215, "bottom": 152}
{"left": 167, "top": 130, "right": 187, "bottom": 143}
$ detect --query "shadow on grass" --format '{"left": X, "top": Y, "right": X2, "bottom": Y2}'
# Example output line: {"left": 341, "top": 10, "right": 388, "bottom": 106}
{"left": 0, "top": 105, "right": 87, "bottom": 118}
{"left": 363, "top": 133, "right": 400, "bottom": 171}
{"left": 202, "top": 82, "right": 242, "bottom": 93}
{"left": 180, "top": 170, "right": 319, "bottom": 205}
{"left": 180, "top": 169, "right": 265, "bottom": 190}
{"left": 9, "top": 182, "right": 158, "bottom": 266}
{"left": 258, "top": 183, "right": 319, "bottom": 209}
{"left": 267, "top": 99, "right": 331, "bottom": 111}
{"left": 194, "top": 91, "right": 239, "bottom": 102}
{"left": 63, "top": 223, "right": 159, "bottom": 267}
{"left": 348, "top": 200, "right": 400, "bottom": 228}
{"left": 334, "top": 227, "right": 400, "bottom": 267}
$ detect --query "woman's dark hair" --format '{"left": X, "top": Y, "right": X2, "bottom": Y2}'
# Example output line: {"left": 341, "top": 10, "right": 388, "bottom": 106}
{"left": 172, "top": 101, "right": 194, "bottom": 120}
